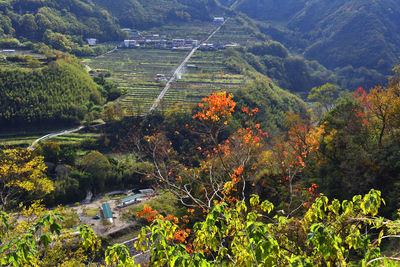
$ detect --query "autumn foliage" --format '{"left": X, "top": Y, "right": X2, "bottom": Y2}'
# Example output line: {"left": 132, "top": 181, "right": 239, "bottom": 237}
{"left": 193, "top": 91, "right": 236, "bottom": 123}
{"left": 0, "top": 149, "right": 54, "bottom": 210}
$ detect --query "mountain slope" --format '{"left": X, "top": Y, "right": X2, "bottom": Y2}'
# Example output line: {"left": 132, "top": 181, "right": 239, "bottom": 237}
{"left": 0, "top": 58, "right": 103, "bottom": 126}
{"left": 232, "top": 0, "right": 400, "bottom": 87}
{"left": 92, "top": 0, "right": 222, "bottom": 29}
{"left": 0, "top": 0, "right": 222, "bottom": 43}
{"left": 0, "top": 0, "right": 125, "bottom": 41}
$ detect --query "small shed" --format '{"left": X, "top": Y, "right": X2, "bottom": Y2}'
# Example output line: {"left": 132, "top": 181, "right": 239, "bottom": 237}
{"left": 102, "top": 203, "right": 113, "bottom": 223}
{"left": 119, "top": 193, "right": 144, "bottom": 208}
{"left": 139, "top": 189, "right": 155, "bottom": 196}
{"left": 124, "top": 40, "right": 137, "bottom": 48}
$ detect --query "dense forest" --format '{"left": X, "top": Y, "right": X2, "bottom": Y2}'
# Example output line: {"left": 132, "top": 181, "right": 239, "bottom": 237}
{"left": 226, "top": 43, "right": 336, "bottom": 95}
{"left": 0, "top": 0, "right": 222, "bottom": 43}
{"left": 93, "top": 0, "right": 222, "bottom": 29}
{"left": 0, "top": 57, "right": 104, "bottom": 127}
{"left": 0, "top": 0, "right": 125, "bottom": 41}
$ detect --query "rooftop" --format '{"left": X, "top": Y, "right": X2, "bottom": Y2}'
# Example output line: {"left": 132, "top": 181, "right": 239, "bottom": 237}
{"left": 139, "top": 189, "right": 154, "bottom": 194}
{"left": 120, "top": 193, "right": 144, "bottom": 204}
{"left": 102, "top": 203, "right": 113, "bottom": 219}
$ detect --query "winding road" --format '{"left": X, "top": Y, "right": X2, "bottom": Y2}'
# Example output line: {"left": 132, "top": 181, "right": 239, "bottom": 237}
{"left": 27, "top": 126, "right": 85, "bottom": 150}
{"left": 148, "top": 20, "right": 227, "bottom": 113}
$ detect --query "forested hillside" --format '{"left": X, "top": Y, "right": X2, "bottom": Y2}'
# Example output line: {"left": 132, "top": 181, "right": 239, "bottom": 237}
{"left": 232, "top": 0, "right": 400, "bottom": 89}
{"left": 93, "top": 0, "right": 222, "bottom": 29}
{"left": 0, "top": 58, "right": 103, "bottom": 127}
{"left": 0, "top": 0, "right": 222, "bottom": 43}
{"left": 227, "top": 42, "right": 336, "bottom": 94}
{"left": 0, "top": 0, "right": 125, "bottom": 42}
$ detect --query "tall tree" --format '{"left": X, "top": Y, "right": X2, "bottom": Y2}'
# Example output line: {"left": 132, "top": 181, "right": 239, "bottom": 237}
{"left": 308, "top": 83, "right": 339, "bottom": 112}
{"left": 0, "top": 149, "right": 54, "bottom": 210}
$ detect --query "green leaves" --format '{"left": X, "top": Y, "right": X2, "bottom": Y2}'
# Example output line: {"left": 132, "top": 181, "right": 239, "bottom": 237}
{"left": 105, "top": 244, "right": 136, "bottom": 267}
{"left": 0, "top": 210, "right": 64, "bottom": 266}
{"left": 78, "top": 224, "right": 100, "bottom": 252}
{"left": 361, "top": 190, "right": 383, "bottom": 216}
{"left": 308, "top": 83, "right": 340, "bottom": 111}
{"left": 136, "top": 191, "right": 400, "bottom": 266}
{"left": 39, "top": 235, "right": 52, "bottom": 248}
{"left": 261, "top": 200, "right": 274, "bottom": 214}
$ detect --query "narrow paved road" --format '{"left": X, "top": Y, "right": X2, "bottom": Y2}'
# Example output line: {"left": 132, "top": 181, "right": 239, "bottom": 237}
{"left": 28, "top": 126, "right": 85, "bottom": 150}
{"left": 148, "top": 20, "right": 227, "bottom": 113}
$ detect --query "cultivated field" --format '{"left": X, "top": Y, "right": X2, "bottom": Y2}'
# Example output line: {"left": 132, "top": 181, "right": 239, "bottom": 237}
{"left": 85, "top": 49, "right": 189, "bottom": 114}
{"left": 0, "top": 49, "right": 46, "bottom": 69}
{"left": 84, "top": 18, "right": 259, "bottom": 115}
{"left": 0, "top": 131, "right": 101, "bottom": 149}
{"left": 146, "top": 21, "right": 219, "bottom": 41}
{"left": 85, "top": 49, "right": 246, "bottom": 114}
{"left": 163, "top": 50, "right": 245, "bottom": 109}
{"left": 208, "top": 18, "right": 260, "bottom": 46}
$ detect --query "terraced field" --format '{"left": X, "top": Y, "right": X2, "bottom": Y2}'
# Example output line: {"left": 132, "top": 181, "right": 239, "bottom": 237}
{"left": 84, "top": 19, "right": 257, "bottom": 115}
{"left": 0, "top": 49, "right": 46, "bottom": 69}
{"left": 163, "top": 50, "right": 246, "bottom": 109}
{"left": 147, "top": 21, "right": 219, "bottom": 41}
{"left": 208, "top": 18, "right": 260, "bottom": 46}
{"left": 86, "top": 48, "right": 246, "bottom": 114}
{"left": 85, "top": 49, "right": 189, "bottom": 114}
{"left": 0, "top": 131, "right": 100, "bottom": 148}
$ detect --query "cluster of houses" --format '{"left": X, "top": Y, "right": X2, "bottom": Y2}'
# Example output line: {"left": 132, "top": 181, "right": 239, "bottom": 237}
{"left": 121, "top": 37, "right": 238, "bottom": 51}
{"left": 121, "top": 37, "right": 199, "bottom": 50}
{"left": 86, "top": 17, "right": 240, "bottom": 51}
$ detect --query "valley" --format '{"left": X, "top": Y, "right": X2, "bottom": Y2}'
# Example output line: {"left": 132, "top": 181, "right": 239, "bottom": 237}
{"left": 1, "top": 0, "right": 400, "bottom": 266}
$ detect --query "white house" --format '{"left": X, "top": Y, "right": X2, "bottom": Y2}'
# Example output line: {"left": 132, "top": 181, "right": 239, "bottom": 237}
{"left": 86, "top": 38, "right": 97, "bottom": 46}
{"left": 213, "top": 17, "right": 225, "bottom": 23}
{"left": 124, "top": 40, "right": 137, "bottom": 48}
{"left": 172, "top": 39, "right": 185, "bottom": 47}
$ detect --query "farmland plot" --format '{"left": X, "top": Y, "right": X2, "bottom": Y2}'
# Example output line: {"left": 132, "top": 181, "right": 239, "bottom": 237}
{"left": 86, "top": 49, "right": 246, "bottom": 114}
{"left": 146, "top": 21, "right": 219, "bottom": 41}
{"left": 85, "top": 19, "right": 254, "bottom": 115}
{"left": 162, "top": 50, "right": 246, "bottom": 110}
{"left": 208, "top": 18, "right": 260, "bottom": 46}
{"left": 85, "top": 49, "right": 189, "bottom": 114}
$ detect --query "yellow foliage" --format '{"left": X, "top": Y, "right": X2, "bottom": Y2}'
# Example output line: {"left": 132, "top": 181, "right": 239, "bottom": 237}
{"left": 0, "top": 148, "right": 54, "bottom": 209}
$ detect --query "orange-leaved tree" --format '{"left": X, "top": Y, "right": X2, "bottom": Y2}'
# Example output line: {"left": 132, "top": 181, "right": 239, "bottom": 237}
{"left": 143, "top": 91, "right": 268, "bottom": 213}
{"left": 263, "top": 112, "right": 324, "bottom": 216}
{"left": 353, "top": 82, "right": 400, "bottom": 146}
